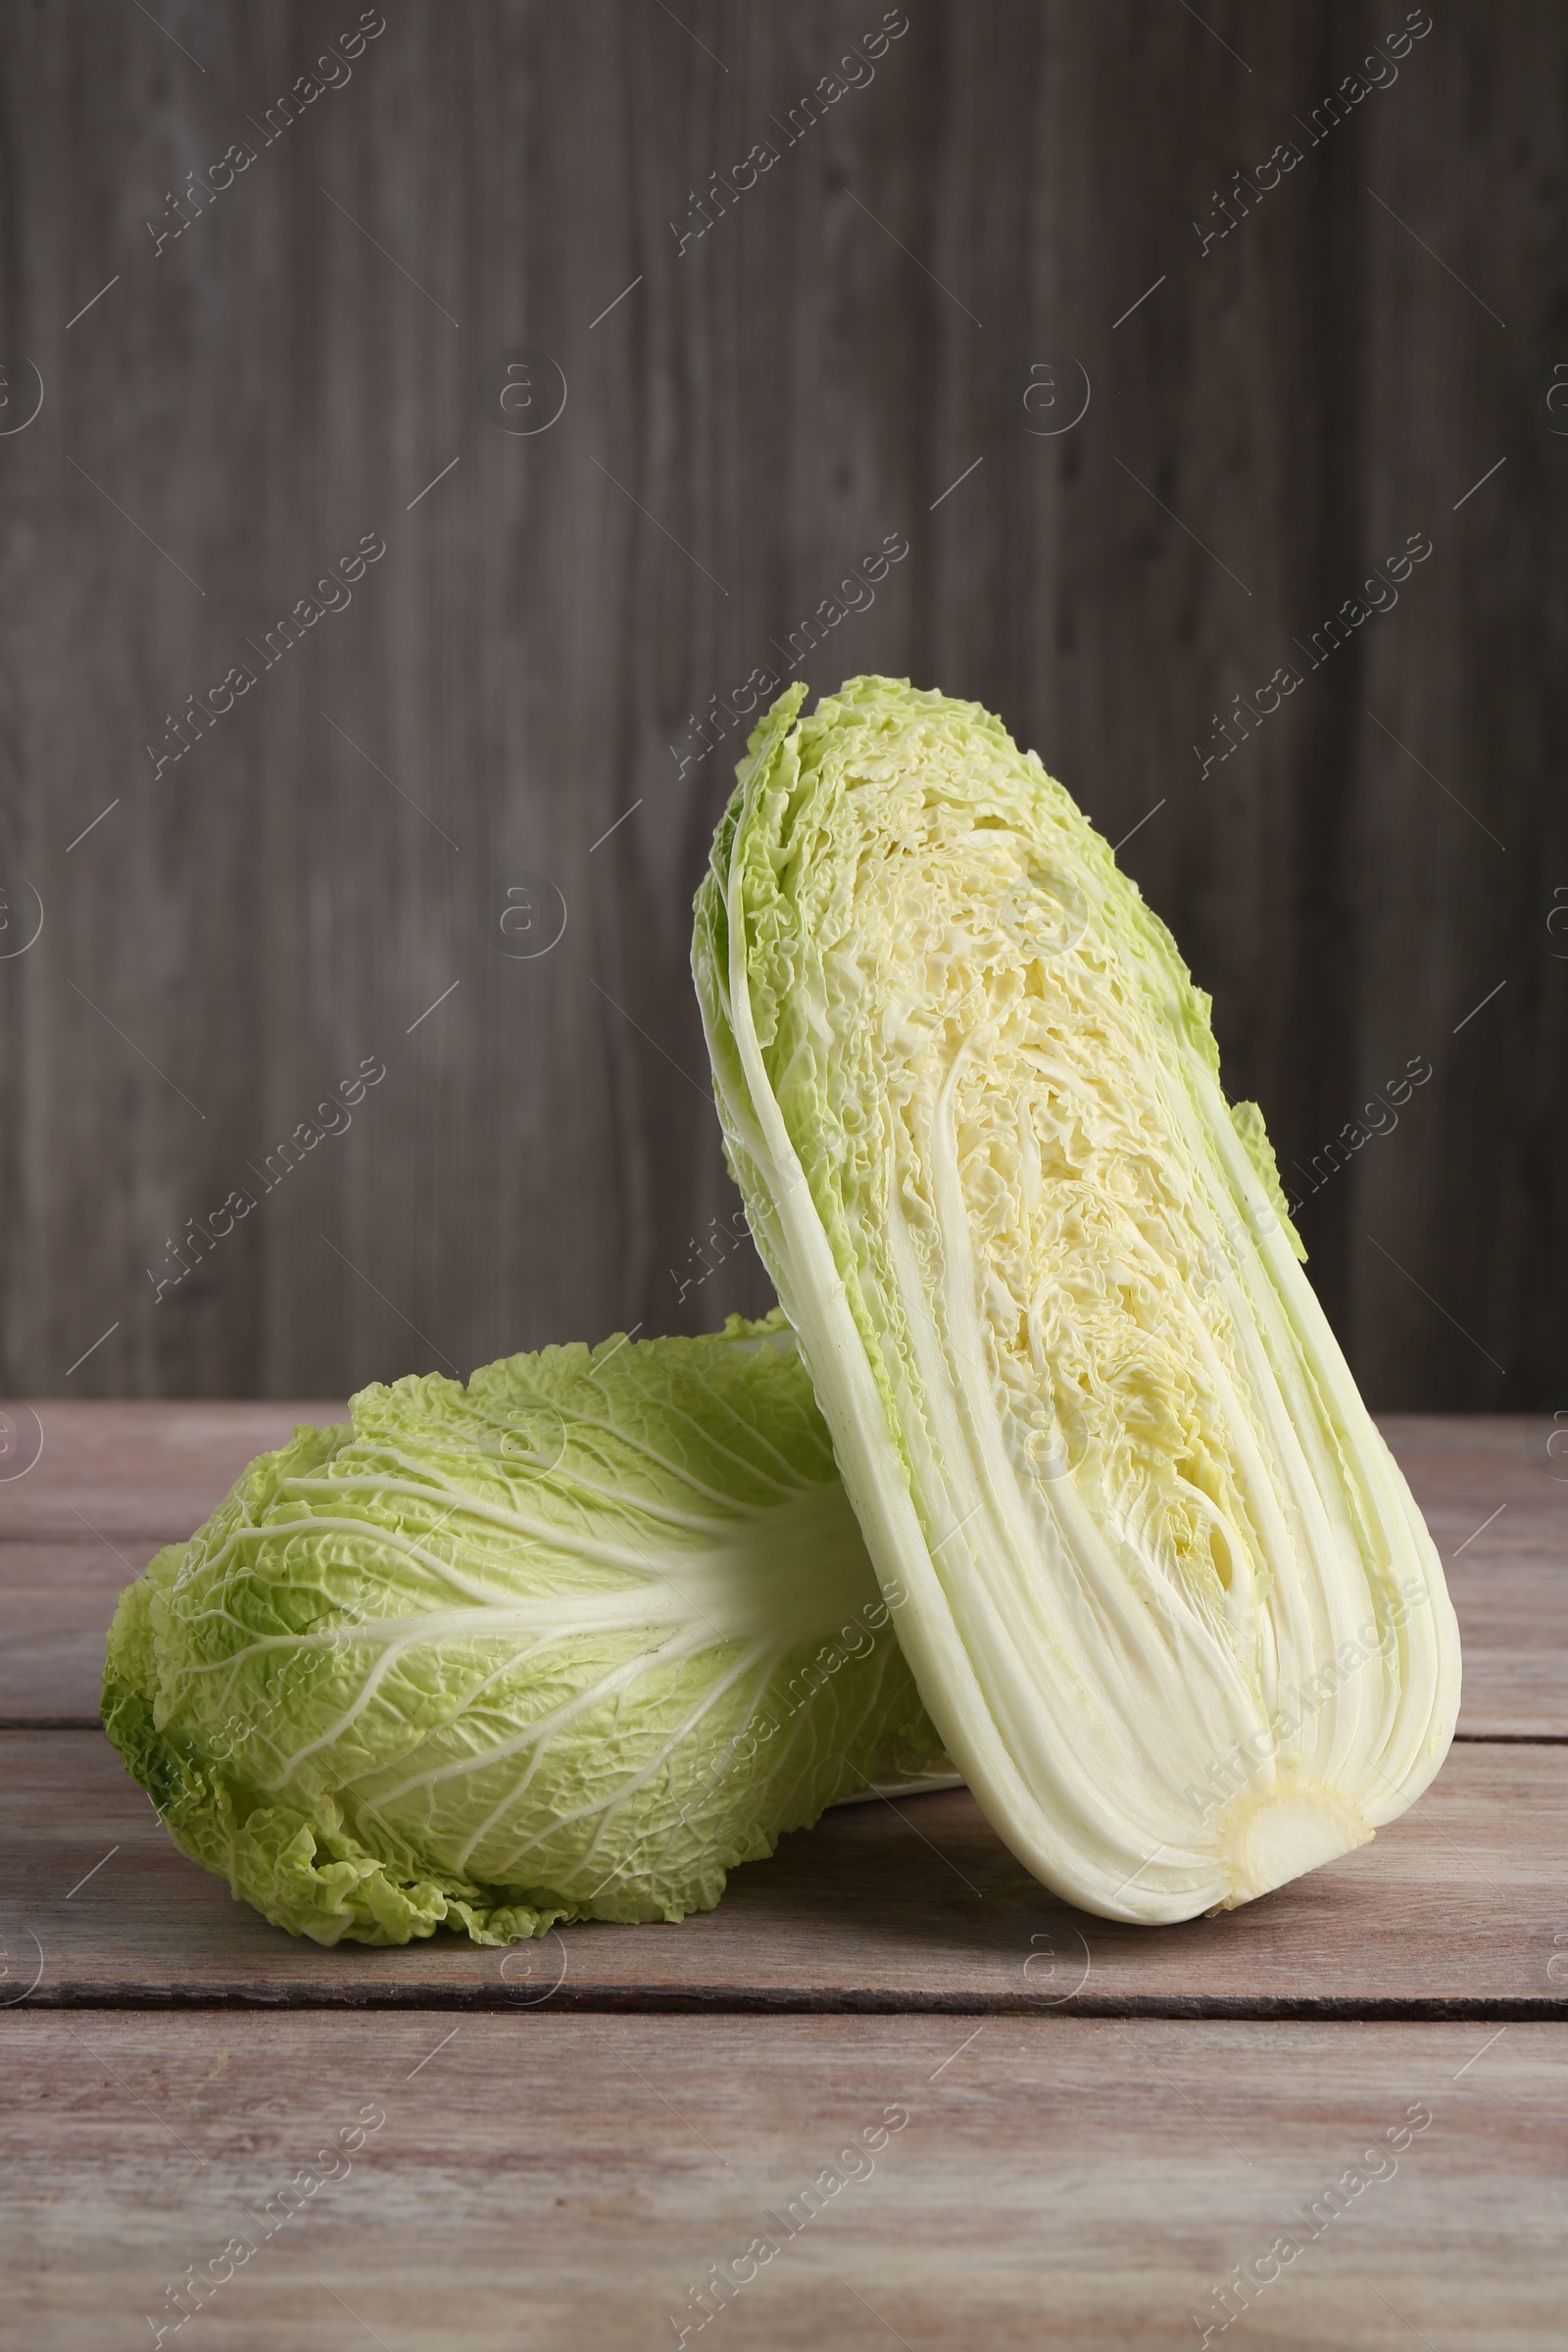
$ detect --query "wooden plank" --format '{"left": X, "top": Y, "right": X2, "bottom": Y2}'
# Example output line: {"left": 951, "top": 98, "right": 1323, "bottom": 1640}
{"left": 1382, "top": 1414, "right": 1568, "bottom": 1564}
{"left": 6, "top": 1733, "right": 1562, "bottom": 2017}
{"left": 2, "top": 2010, "right": 1561, "bottom": 2349}
{"left": 4, "top": 1409, "right": 1561, "bottom": 1728}
{"left": 1448, "top": 1564, "right": 1568, "bottom": 1740}
{"left": 0, "top": 1544, "right": 144, "bottom": 1723}
{"left": 1385, "top": 1414, "right": 1568, "bottom": 1738}
{"left": 0, "top": 1401, "right": 345, "bottom": 1541}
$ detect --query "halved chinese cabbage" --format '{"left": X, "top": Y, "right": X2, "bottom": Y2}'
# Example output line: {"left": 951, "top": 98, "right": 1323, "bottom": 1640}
{"left": 692, "top": 677, "right": 1460, "bottom": 1924}
{"left": 103, "top": 1314, "right": 948, "bottom": 1945}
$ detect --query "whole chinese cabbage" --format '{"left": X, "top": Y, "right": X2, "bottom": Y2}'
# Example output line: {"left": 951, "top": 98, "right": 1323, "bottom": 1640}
{"left": 103, "top": 1314, "right": 947, "bottom": 1945}
{"left": 692, "top": 677, "right": 1461, "bottom": 1924}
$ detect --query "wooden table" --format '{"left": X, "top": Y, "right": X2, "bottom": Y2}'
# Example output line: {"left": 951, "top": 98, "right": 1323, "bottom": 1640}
{"left": 2, "top": 1407, "right": 1564, "bottom": 2349}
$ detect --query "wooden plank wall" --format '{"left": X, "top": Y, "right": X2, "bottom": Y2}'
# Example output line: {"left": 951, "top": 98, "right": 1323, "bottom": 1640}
{"left": 0, "top": 1, "right": 1561, "bottom": 1408}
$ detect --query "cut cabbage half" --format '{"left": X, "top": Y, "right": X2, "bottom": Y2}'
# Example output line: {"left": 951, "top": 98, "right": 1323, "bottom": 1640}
{"left": 692, "top": 677, "right": 1460, "bottom": 1924}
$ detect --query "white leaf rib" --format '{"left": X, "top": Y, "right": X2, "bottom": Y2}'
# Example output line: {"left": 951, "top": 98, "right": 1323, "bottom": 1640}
{"left": 273, "top": 1486, "right": 714, "bottom": 1575}
{"left": 545, "top": 1400, "right": 807, "bottom": 1514}
{"left": 341, "top": 1445, "right": 760, "bottom": 1537}
{"left": 362, "top": 1621, "right": 721, "bottom": 1810}
{"left": 667, "top": 1359, "right": 822, "bottom": 1493}
{"left": 488, "top": 1637, "right": 778, "bottom": 1881}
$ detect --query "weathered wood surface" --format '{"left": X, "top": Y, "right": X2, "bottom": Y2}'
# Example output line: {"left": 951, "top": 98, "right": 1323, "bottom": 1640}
{"left": 7, "top": 1733, "right": 1562, "bottom": 2017}
{"left": 4, "top": 1408, "right": 1560, "bottom": 1729}
{"left": 0, "top": 1401, "right": 343, "bottom": 1540}
{"left": 0, "top": 1544, "right": 132, "bottom": 1721}
{"left": 3, "top": 2012, "right": 1562, "bottom": 2350}
{"left": 1383, "top": 1412, "right": 1568, "bottom": 1737}
{"left": 0, "top": 4, "right": 1559, "bottom": 1411}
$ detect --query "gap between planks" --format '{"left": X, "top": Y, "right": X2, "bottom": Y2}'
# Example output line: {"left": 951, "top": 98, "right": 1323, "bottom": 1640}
{"left": 10, "top": 1986, "right": 1568, "bottom": 2022}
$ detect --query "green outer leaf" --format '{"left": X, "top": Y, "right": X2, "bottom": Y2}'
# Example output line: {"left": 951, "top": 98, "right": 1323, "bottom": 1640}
{"left": 692, "top": 677, "right": 1461, "bottom": 1925}
{"left": 103, "top": 1312, "right": 947, "bottom": 1946}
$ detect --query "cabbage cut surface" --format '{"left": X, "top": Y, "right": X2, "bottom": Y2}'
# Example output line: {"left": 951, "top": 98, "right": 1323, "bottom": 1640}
{"left": 692, "top": 677, "right": 1460, "bottom": 1923}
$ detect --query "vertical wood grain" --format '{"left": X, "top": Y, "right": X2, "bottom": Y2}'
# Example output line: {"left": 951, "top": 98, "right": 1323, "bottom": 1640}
{"left": 0, "top": 0, "right": 1559, "bottom": 1406}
